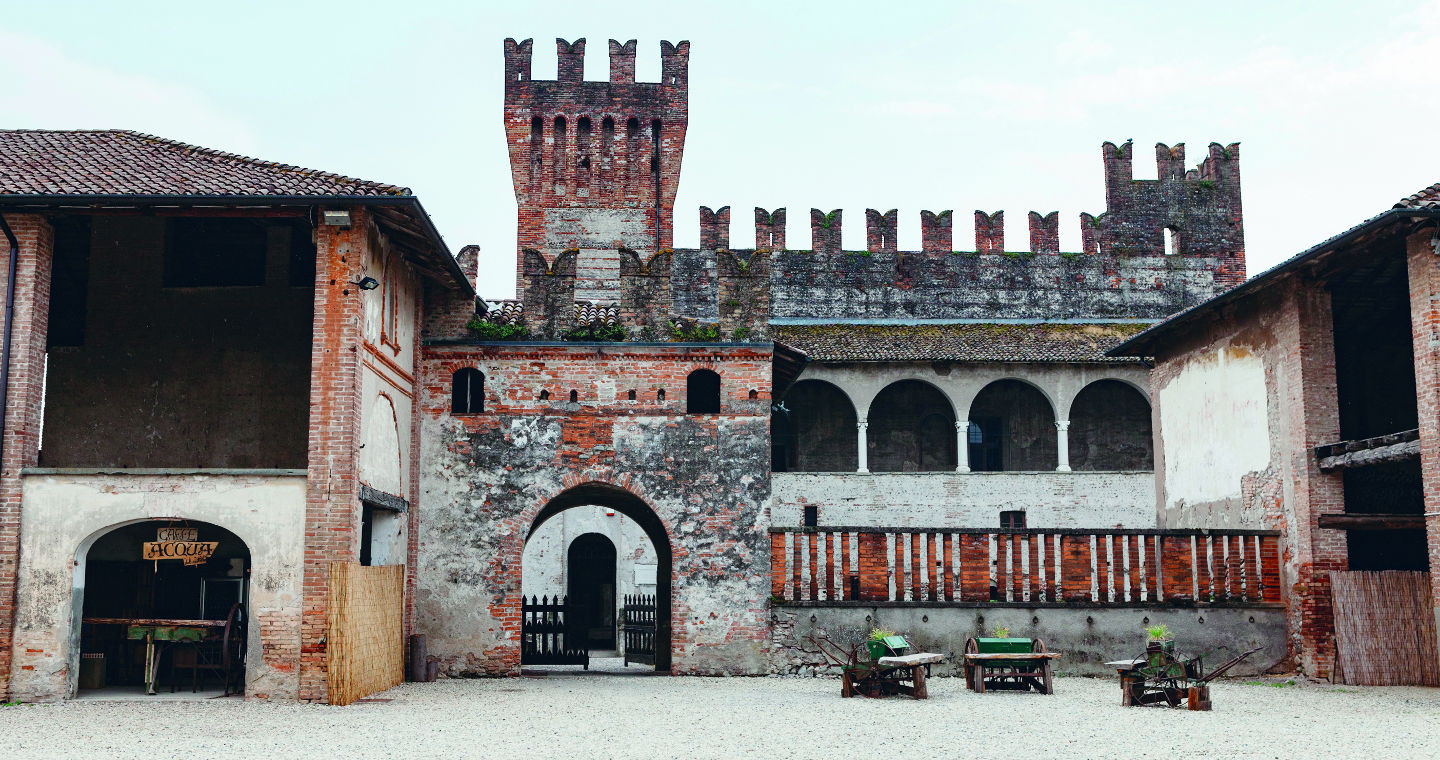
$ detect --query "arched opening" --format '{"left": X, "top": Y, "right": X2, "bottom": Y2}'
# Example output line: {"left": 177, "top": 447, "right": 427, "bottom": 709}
{"left": 76, "top": 519, "right": 250, "bottom": 698}
{"left": 867, "top": 380, "right": 956, "bottom": 472}
{"left": 552, "top": 116, "right": 568, "bottom": 194}
{"left": 772, "top": 379, "right": 857, "bottom": 472}
{"left": 1068, "top": 379, "right": 1153, "bottom": 470}
{"left": 566, "top": 533, "right": 617, "bottom": 650}
{"left": 686, "top": 369, "right": 721, "bottom": 414}
{"left": 451, "top": 368, "right": 484, "bottom": 414}
{"left": 968, "top": 380, "right": 1056, "bottom": 471}
{"left": 524, "top": 483, "right": 672, "bottom": 671}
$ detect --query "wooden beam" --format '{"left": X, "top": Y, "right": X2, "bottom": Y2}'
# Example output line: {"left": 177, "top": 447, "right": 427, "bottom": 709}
{"left": 1317, "top": 514, "right": 1427, "bottom": 531}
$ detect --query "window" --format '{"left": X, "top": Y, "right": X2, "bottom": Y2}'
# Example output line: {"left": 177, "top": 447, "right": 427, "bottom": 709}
{"left": 451, "top": 368, "right": 484, "bottom": 414}
{"left": 164, "top": 218, "right": 266, "bottom": 287}
{"left": 803, "top": 505, "right": 818, "bottom": 528}
{"left": 1000, "top": 510, "right": 1026, "bottom": 530}
{"left": 656, "top": 389, "right": 665, "bottom": 402}
{"left": 686, "top": 369, "right": 721, "bottom": 414}
{"left": 539, "top": 389, "right": 550, "bottom": 401}
{"left": 627, "top": 389, "right": 637, "bottom": 401}
{"left": 569, "top": 390, "right": 578, "bottom": 403}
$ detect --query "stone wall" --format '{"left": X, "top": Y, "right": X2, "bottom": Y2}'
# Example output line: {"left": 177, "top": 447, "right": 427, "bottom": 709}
{"left": 416, "top": 343, "right": 773, "bottom": 675}
{"left": 771, "top": 472, "right": 1156, "bottom": 529}
{"left": 771, "top": 604, "right": 1286, "bottom": 677}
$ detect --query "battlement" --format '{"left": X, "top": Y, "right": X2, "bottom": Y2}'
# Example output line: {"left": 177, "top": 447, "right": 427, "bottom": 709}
{"left": 503, "top": 37, "right": 690, "bottom": 86}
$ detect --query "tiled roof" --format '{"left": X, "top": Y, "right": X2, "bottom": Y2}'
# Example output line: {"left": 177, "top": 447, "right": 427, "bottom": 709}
{"left": 575, "top": 302, "right": 620, "bottom": 326}
{"left": 1396, "top": 182, "right": 1440, "bottom": 210}
{"left": 483, "top": 300, "right": 524, "bottom": 326}
{"left": 773, "top": 322, "right": 1152, "bottom": 363}
{"left": 0, "top": 130, "right": 410, "bottom": 197}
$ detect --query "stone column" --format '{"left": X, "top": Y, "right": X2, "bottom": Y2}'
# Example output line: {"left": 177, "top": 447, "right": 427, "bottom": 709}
{"left": 956, "top": 420, "right": 971, "bottom": 472}
{"left": 1055, "top": 420, "right": 1072, "bottom": 472}
{"left": 857, "top": 420, "right": 869, "bottom": 473}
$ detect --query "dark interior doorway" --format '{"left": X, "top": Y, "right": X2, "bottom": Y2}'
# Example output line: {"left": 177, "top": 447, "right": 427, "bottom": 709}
{"left": 78, "top": 520, "right": 250, "bottom": 695}
{"left": 567, "top": 533, "right": 617, "bottom": 650}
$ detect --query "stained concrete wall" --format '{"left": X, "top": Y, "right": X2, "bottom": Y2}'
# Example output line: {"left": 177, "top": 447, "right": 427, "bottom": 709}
{"left": 771, "top": 472, "right": 1155, "bottom": 528}
{"left": 40, "top": 216, "right": 313, "bottom": 469}
{"left": 771, "top": 605, "right": 1286, "bottom": 677}
{"left": 7, "top": 471, "right": 306, "bottom": 701}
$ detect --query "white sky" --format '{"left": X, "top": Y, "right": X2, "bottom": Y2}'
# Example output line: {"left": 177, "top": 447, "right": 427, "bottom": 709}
{"left": 4, "top": 0, "right": 1439, "bottom": 300}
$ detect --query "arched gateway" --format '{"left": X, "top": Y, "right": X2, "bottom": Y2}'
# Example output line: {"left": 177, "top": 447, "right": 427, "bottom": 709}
{"left": 522, "top": 482, "right": 674, "bottom": 671}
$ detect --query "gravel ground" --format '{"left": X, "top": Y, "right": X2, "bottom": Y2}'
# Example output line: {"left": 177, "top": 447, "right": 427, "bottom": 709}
{"left": 3, "top": 674, "right": 1438, "bottom": 759}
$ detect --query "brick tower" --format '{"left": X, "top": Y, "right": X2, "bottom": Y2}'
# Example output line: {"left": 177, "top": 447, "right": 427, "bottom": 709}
{"left": 503, "top": 38, "right": 689, "bottom": 301}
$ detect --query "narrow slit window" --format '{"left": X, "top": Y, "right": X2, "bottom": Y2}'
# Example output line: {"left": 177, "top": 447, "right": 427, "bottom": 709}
{"left": 569, "top": 389, "right": 578, "bottom": 403}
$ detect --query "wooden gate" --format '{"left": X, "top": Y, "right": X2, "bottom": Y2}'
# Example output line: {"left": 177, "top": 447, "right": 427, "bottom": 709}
{"left": 1330, "top": 571, "right": 1440, "bottom": 685}
{"left": 621, "top": 594, "right": 657, "bottom": 667}
{"left": 520, "top": 595, "right": 588, "bottom": 668}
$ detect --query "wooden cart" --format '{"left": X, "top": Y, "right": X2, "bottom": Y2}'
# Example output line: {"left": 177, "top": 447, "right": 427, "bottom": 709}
{"left": 963, "top": 637, "right": 1061, "bottom": 694}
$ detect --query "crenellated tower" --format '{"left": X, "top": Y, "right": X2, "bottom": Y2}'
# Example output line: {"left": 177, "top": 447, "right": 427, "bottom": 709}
{"left": 504, "top": 37, "right": 690, "bottom": 300}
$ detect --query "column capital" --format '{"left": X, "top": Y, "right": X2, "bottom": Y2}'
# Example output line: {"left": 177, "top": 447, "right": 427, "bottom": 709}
{"left": 1054, "top": 419, "right": 1071, "bottom": 432}
{"left": 955, "top": 419, "right": 970, "bottom": 431}
{"left": 857, "top": 420, "right": 869, "bottom": 431}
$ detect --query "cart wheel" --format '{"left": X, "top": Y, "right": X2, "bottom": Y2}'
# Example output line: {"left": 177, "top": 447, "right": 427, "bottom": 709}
{"left": 1032, "top": 637, "right": 1047, "bottom": 654}
{"left": 965, "top": 637, "right": 979, "bottom": 654}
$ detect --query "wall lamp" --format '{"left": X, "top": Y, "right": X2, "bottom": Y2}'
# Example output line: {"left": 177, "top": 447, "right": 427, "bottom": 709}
{"left": 351, "top": 276, "right": 380, "bottom": 291}
{"left": 322, "top": 210, "right": 352, "bottom": 228}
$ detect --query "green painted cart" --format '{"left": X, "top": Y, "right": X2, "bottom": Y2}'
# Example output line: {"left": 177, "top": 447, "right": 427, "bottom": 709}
{"left": 963, "top": 636, "right": 1060, "bottom": 694}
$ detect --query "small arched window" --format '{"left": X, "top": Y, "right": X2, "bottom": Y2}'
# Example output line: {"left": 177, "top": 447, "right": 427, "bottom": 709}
{"left": 687, "top": 369, "right": 721, "bottom": 414}
{"left": 569, "top": 390, "right": 578, "bottom": 403}
{"left": 539, "top": 389, "right": 550, "bottom": 401}
{"left": 627, "top": 389, "right": 637, "bottom": 401}
{"left": 657, "top": 389, "right": 666, "bottom": 402}
{"left": 451, "top": 368, "right": 484, "bottom": 414}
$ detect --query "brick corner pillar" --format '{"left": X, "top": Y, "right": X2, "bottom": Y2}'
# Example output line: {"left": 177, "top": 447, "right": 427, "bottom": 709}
{"left": 1283, "top": 281, "right": 1346, "bottom": 678}
{"left": 299, "top": 207, "right": 369, "bottom": 702}
{"left": 0, "top": 214, "right": 52, "bottom": 702}
{"left": 1406, "top": 227, "right": 1440, "bottom": 657}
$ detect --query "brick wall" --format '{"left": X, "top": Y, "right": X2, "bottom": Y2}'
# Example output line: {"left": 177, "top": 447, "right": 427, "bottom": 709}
{"left": 1405, "top": 229, "right": 1440, "bottom": 652}
{"left": 0, "top": 215, "right": 51, "bottom": 701}
{"left": 299, "top": 209, "right": 370, "bottom": 702}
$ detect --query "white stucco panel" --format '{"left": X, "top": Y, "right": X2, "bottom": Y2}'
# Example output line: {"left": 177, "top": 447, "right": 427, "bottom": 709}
{"left": 1158, "top": 346, "right": 1270, "bottom": 508}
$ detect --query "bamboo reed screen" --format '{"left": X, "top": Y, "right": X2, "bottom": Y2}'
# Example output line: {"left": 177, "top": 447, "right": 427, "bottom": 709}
{"left": 327, "top": 562, "right": 406, "bottom": 705}
{"left": 1330, "top": 571, "right": 1440, "bottom": 686}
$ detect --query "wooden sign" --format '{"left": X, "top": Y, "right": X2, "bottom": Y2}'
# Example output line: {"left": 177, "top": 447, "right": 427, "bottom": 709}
{"left": 157, "top": 527, "right": 198, "bottom": 542}
{"left": 143, "top": 541, "right": 218, "bottom": 566}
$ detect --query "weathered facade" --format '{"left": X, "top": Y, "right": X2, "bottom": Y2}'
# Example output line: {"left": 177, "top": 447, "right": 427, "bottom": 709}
{"left": 1114, "top": 192, "right": 1440, "bottom": 680}
{"left": 413, "top": 37, "right": 1268, "bottom": 679}
{"left": 0, "top": 131, "right": 472, "bottom": 702}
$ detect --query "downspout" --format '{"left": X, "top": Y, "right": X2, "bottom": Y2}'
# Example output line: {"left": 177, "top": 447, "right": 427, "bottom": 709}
{"left": 0, "top": 213, "right": 18, "bottom": 463}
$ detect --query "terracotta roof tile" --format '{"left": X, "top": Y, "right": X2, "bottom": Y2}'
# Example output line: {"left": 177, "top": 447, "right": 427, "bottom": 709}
{"left": 1396, "top": 182, "right": 1440, "bottom": 210}
{"left": 0, "top": 130, "right": 409, "bottom": 197}
{"left": 773, "top": 322, "right": 1151, "bottom": 363}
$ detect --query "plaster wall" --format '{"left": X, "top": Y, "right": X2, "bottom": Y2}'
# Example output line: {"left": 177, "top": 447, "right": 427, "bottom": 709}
{"left": 771, "top": 605, "right": 1286, "bottom": 677}
{"left": 771, "top": 472, "right": 1155, "bottom": 528}
{"left": 7, "top": 471, "right": 306, "bottom": 701}
{"left": 1156, "top": 346, "right": 1271, "bottom": 526}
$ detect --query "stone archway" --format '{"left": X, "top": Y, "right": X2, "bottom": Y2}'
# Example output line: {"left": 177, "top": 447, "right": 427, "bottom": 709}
{"left": 526, "top": 482, "right": 674, "bottom": 671}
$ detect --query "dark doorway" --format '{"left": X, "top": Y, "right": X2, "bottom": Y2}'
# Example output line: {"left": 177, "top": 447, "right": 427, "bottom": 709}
{"left": 567, "top": 533, "right": 618, "bottom": 650}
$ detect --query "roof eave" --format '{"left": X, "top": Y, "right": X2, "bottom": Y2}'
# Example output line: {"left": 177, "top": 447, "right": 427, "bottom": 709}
{"left": 0, "top": 193, "right": 475, "bottom": 296}
{"left": 1107, "top": 207, "right": 1440, "bottom": 358}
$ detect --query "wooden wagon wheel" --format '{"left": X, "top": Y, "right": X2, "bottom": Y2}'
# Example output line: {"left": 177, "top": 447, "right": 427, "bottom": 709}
{"left": 1031, "top": 638, "right": 1054, "bottom": 694}
{"left": 964, "top": 637, "right": 979, "bottom": 692}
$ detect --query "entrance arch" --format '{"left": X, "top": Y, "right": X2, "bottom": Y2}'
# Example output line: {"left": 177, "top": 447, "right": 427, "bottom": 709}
{"left": 74, "top": 519, "right": 251, "bottom": 696}
{"left": 526, "top": 482, "right": 674, "bottom": 671}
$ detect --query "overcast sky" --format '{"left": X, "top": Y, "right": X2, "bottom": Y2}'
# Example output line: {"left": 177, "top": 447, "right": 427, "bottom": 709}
{"left": 5, "top": 1, "right": 1439, "bottom": 299}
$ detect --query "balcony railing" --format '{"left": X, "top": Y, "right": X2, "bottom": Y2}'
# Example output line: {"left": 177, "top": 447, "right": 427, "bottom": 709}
{"left": 769, "top": 527, "right": 1282, "bottom": 607}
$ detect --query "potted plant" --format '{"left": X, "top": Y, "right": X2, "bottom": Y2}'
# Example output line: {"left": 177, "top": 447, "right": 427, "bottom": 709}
{"left": 1146, "top": 624, "right": 1175, "bottom": 658}
{"left": 865, "top": 628, "right": 909, "bottom": 661}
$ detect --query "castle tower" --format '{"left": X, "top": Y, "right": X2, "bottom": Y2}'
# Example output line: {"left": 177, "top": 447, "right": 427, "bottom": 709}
{"left": 504, "top": 38, "right": 690, "bottom": 301}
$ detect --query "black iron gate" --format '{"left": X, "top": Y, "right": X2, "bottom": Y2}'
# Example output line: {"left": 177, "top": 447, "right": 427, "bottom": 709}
{"left": 621, "top": 594, "right": 657, "bottom": 667}
{"left": 520, "top": 595, "right": 588, "bottom": 668}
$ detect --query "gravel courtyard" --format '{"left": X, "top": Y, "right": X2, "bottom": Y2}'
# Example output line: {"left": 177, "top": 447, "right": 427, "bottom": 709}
{"left": 3, "top": 673, "right": 1438, "bottom": 759}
